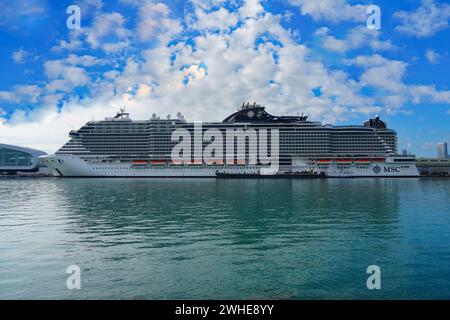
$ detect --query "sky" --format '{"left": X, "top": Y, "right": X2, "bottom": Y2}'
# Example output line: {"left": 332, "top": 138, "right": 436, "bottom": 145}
{"left": 0, "top": 0, "right": 449, "bottom": 156}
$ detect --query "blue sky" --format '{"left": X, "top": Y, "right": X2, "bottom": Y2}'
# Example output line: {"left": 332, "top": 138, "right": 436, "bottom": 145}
{"left": 0, "top": 0, "right": 449, "bottom": 156}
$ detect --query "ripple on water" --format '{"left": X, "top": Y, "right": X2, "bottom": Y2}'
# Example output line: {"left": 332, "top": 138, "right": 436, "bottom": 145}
{"left": 0, "top": 178, "right": 449, "bottom": 299}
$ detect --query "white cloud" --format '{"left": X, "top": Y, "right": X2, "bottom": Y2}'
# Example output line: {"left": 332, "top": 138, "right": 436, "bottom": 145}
{"left": 1, "top": 1, "right": 374, "bottom": 151}
{"left": 83, "top": 12, "right": 131, "bottom": 50}
{"left": 79, "top": 0, "right": 104, "bottom": 12}
{"left": 361, "top": 59, "right": 408, "bottom": 92}
{"left": 51, "top": 36, "right": 84, "bottom": 52}
{"left": 2, "top": 0, "right": 450, "bottom": 153}
{"left": 0, "top": 85, "right": 41, "bottom": 104}
{"left": 410, "top": 85, "right": 450, "bottom": 104}
{"left": 0, "top": 100, "right": 111, "bottom": 150}
{"left": 425, "top": 49, "right": 441, "bottom": 64}
{"left": 356, "top": 56, "right": 409, "bottom": 91}
{"left": 44, "top": 60, "right": 90, "bottom": 92}
{"left": 394, "top": 0, "right": 450, "bottom": 38}
{"left": 190, "top": 7, "right": 239, "bottom": 31}
{"left": 136, "top": 84, "right": 152, "bottom": 97}
{"left": 288, "top": 0, "right": 366, "bottom": 23}
{"left": 348, "top": 54, "right": 392, "bottom": 67}
{"left": 316, "top": 26, "right": 395, "bottom": 53}
{"left": 189, "top": 0, "right": 228, "bottom": 11}
{"left": 12, "top": 47, "right": 29, "bottom": 64}
{"left": 239, "top": 0, "right": 264, "bottom": 19}
{"left": 349, "top": 54, "right": 450, "bottom": 109}
{"left": 136, "top": 2, "right": 170, "bottom": 41}
{"left": 64, "top": 54, "right": 107, "bottom": 67}
{"left": 103, "top": 70, "right": 120, "bottom": 80}
{"left": 0, "top": 91, "right": 15, "bottom": 102}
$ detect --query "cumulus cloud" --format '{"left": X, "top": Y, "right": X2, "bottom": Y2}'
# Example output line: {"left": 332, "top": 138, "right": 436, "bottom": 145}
{"left": 60, "top": 1, "right": 182, "bottom": 53}
{"left": 12, "top": 48, "right": 29, "bottom": 64}
{"left": 315, "top": 26, "right": 395, "bottom": 53}
{"left": 287, "top": 0, "right": 366, "bottom": 23}
{"left": 136, "top": 2, "right": 174, "bottom": 41}
{"left": 44, "top": 60, "right": 90, "bottom": 92}
{"left": 0, "top": 85, "right": 41, "bottom": 104}
{"left": 1, "top": 0, "right": 450, "bottom": 153}
{"left": 360, "top": 59, "right": 408, "bottom": 92}
{"left": 348, "top": 54, "right": 450, "bottom": 111}
{"left": 425, "top": 49, "right": 441, "bottom": 64}
{"left": 190, "top": 6, "right": 239, "bottom": 31}
{"left": 394, "top": 0, "right": 450, "bottom": 38}
{"left": 64, "top": 54, "right": 107, "bottom": 67}
{"left": 84, "top": 12, "right": 131, "bottom": 50}
{"left": 79, "top": 0, "right": 104, "bottom": 12}
{"left": 51, "top": 35, "right": 84, "bottom": 52}
{"left": 189, "top": 0, "right": 228, "bottom": 11}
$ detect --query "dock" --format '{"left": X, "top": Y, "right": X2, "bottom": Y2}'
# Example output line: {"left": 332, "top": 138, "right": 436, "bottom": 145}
{"left": 416, "top": 158, "right": 450, "bottom": 177}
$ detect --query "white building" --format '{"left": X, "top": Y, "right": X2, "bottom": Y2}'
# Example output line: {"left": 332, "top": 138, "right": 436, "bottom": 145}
{"left": 0, "top": 143, "right": 47, "bottom": 175}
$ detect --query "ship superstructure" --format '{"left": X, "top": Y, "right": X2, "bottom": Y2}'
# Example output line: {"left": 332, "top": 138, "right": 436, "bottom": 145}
{"left": 42, "top": 103, "right": 419, "bottom": 177}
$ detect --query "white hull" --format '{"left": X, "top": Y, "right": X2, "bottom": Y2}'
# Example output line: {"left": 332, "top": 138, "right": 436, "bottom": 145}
{"left": 42, "top": 155, "right": 260, "bottom": 177}
{"left": 42, "top": 155, "right": 420, "bottom": 178}
{"left": 299, "top": 163, "right": 419, "bottom": 177}
{"left": 292, "top": 157, "right": 420, "bottom": 177}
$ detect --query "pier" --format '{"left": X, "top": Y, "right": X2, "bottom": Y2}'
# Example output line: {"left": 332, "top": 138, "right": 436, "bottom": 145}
{"left": 416, "top": 158, "right": 450, "bottom": 177}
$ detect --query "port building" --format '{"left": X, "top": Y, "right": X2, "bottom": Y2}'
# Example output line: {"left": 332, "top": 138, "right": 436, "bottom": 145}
{"left": 0, "top": 143, "right": 47, "bottom": 175}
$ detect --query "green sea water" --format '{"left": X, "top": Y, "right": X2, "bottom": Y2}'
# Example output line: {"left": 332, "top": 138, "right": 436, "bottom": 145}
{"left": 0, "top": 177, "right": 449, "bottom": 299}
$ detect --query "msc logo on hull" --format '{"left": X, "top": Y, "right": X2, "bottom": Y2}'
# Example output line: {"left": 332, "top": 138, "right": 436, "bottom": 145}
{"left": 373, "top": 165, "right": 401, "bottom": 174}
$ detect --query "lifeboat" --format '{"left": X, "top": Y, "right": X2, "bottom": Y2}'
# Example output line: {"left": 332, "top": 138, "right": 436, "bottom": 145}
{"left": 132, "top": 160, "right": 148, "bottom": 165}
{"left": 151, "top": 160, "right": 166, "bottom": 165}
{"left": 355, "top": 158, "right": 371, "bottom": 164}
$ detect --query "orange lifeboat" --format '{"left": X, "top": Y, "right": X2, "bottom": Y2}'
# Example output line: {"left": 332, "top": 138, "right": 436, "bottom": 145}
{"left": 151, "top": 160, "right": 166, "bottom": 165}
{"left": 132, "top": 160, "right": 148, "bottom": 165}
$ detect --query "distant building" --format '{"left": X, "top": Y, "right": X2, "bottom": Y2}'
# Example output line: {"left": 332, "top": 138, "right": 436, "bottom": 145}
{"left": 402, "top": 149, "right": 408, "bottom": 156}
{"left": 0, "top": 143, "right": 47, "bottom": 175}
{"left": 438, "top": 142, "right": 448, "bottom": 158}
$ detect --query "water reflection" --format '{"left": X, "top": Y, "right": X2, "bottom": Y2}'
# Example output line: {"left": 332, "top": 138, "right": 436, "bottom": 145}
{"left": 55, "top": 178, "right": 402, "bottom": 248}
{"left": 6, "top": 177, "right": 449, "bottom": 299}
{"left": 37, "top": 178, "right": 405, "bottom": 299}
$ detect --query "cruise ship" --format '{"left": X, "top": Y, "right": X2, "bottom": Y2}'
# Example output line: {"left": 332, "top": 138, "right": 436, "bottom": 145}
{"left": 42, "top": 103, "right": 420, "bottom": 177}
